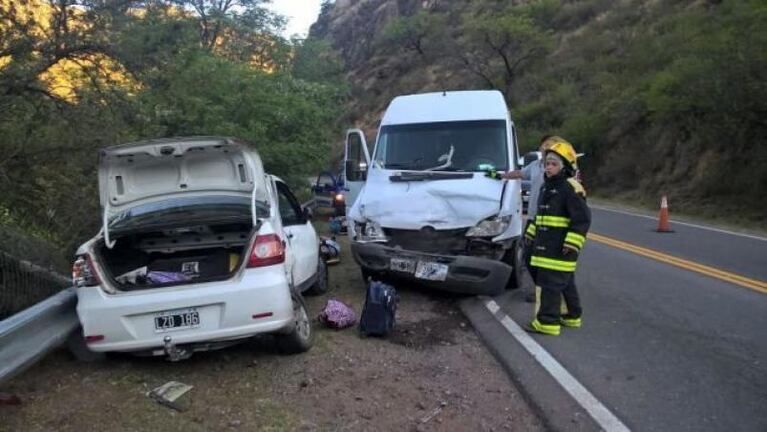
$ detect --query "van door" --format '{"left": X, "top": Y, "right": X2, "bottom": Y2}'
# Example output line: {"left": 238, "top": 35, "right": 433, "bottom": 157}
{"left": 343, "top": 129, "right": 371, "bottom": 214}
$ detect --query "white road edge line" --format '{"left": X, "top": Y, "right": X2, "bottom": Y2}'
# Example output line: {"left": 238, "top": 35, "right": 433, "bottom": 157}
{"left": 591, "top": 205, "right": 767, "bottom": 242}
{"left": 485, "top": 300, "right": 631, "bottom": 432}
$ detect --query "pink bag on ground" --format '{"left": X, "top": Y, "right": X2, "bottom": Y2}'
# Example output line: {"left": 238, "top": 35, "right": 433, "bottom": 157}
{"left": 318, "top": 299, "right": 357, "bottom": 329}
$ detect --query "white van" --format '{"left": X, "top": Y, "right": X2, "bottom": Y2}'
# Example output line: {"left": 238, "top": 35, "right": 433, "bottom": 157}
{"left": 344, "top": 91, "right": 524, "bottom": 295}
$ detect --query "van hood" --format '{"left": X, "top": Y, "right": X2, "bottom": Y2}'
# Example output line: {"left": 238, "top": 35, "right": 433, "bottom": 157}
{"left": 350, "top": 169, "right": 507, "bottom": 230}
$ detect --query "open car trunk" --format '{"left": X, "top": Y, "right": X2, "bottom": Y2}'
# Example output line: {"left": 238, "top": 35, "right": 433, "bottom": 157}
{"left": 96, "top": 222, "right": 254, "bottom": 291}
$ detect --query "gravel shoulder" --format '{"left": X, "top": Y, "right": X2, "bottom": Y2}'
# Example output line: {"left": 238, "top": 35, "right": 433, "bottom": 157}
{"left": 1, "top": 219, "right": 543, "bottom": 432}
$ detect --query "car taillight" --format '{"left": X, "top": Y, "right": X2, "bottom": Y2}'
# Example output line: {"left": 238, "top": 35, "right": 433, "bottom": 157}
{"left": 247, "top": 234, "right": 285, "bottom": 268}
{"left": 72, "top": 254, "right": 101, "bottom": 287}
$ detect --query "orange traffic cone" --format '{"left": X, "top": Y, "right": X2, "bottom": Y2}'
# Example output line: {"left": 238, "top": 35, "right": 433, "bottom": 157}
{"left": 656, "top": 195, "right": 673, "bottom": 233}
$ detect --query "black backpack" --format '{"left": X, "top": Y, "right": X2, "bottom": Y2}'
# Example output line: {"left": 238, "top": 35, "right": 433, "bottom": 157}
{"left": 359, "top": 280, "right": 398, "bottom": 337}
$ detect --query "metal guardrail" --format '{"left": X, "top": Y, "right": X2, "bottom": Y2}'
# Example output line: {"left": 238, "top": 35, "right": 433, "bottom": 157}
{"left": 0, "top": 287, "right": 79, "bottom": 385}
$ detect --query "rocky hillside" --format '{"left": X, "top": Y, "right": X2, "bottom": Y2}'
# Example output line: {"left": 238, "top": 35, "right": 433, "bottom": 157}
{"left": 310, "top": 0, "right": 767, "bottom": 223}
{"left": 311, "top": 0, "right": 475, "bottom": 134}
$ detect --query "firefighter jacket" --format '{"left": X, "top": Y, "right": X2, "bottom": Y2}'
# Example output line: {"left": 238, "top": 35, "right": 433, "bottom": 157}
{"left": 525, "top": 173, "right": 591, "bottom": 273}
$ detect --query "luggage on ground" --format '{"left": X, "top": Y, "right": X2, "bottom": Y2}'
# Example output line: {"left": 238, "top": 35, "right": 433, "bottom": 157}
{"left": 359, "top": 280, "right": 398, "bottom": 337}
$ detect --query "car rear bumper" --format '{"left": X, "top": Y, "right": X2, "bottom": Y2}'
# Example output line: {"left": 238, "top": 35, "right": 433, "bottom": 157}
{"left": 75, "top": 266, "right": 293, "bottom": 353}
{"left": 351, "top": 242, "right": 511, "bottom": 295}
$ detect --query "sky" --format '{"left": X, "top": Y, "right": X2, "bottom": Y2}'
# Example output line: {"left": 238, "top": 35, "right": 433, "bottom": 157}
{"left": 267, "top": 0, "right": 323, "bottom": 38}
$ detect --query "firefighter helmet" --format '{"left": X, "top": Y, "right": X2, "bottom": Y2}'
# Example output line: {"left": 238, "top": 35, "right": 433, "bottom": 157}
{"left": 545, "top": 137, "right": 578, "bottom": 171}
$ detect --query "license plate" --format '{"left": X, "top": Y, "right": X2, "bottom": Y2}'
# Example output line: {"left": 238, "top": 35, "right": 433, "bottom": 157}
{"left": 390, "top": 257, "right": 415, "bottom": 273}
{"left": 415, "top": 261, "right": 449, "bottom": 281}
{"left": 154, "top": 308, "right": 200, "bottom": 333}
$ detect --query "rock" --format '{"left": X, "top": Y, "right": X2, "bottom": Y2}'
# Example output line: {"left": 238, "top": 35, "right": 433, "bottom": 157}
{"left": 229, "top": 419, "right": 242, "bottom": 427}
{"left": 416, "top": 401, "right": 426, "bottom": 410}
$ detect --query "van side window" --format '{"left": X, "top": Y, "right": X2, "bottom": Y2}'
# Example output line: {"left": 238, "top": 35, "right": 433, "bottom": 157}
{"left": 347, "top": 133, "right": 366, "bottom": 181}
{"left": 276, "top": 182, "right": 304, "bottom": 226}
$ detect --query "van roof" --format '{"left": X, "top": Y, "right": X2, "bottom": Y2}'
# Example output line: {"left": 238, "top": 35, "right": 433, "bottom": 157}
{"left": 381, "top": 90, "right": 508, "bottom": 126}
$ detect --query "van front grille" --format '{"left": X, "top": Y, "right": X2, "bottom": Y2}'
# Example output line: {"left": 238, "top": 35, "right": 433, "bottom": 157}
{"left": 384, "top": 227, "right": 468, "bottom": 254}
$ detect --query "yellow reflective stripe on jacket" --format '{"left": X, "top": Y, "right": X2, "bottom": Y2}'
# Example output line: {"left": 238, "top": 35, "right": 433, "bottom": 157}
{"left": 526, "top": 223, "right": 537, "bottom": 236}
{"left": 530, "top": 255, "right": 577, "bottom": 272}
{"left": 564, "top": 232, "right": 586, "bottom": 249}
{"left": 535, "top": 215, "right": 571, "bottom": 228}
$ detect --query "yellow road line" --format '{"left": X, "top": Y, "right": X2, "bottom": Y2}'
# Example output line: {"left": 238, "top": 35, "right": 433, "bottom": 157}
{"left": 588, "top": 233, "right": 767, "bottom": 294}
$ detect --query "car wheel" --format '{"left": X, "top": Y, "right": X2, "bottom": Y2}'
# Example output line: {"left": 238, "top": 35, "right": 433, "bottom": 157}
{"left": 276, "top": 294, "right": 314, "bottom": 354}
{"left": 67, "top": 328, "right": 107, "bottom": 363}
{"left": 305, "top": 257, "right": 329, "bottom": 296}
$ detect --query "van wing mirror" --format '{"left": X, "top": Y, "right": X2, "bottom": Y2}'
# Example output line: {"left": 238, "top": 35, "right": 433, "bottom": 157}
{"left": 345, "top": 159, "right": 367, "bottom": 182}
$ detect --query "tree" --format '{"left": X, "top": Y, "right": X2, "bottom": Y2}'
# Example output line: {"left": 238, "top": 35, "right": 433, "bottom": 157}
{"left": 457, "top": 1, "right": 554, "bottom": 102}
{"left": 379, "top": 11, "right": 447, "bottom": 57}
{"left": 291, "top": 37, "right": 344, "bottom": 84}
{"left": 165, "top": 0, "right": 290, "bottom": 69}
{"left": 0, "top": 0, "right": 347, "bottom": 257}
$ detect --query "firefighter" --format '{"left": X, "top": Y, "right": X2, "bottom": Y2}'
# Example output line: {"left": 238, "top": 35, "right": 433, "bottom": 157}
{"left": 525, "top": 137, "right": 590, "bottom": 336}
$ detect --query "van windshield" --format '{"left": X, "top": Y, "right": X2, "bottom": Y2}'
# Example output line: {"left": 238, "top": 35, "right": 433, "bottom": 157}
{"left": 374, "top": 120, "right": 508, "bottom": 172}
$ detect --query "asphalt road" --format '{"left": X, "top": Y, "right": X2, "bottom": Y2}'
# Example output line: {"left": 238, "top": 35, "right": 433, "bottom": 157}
{"left": 477, "top": 207, "right": 767, "bottom": 431}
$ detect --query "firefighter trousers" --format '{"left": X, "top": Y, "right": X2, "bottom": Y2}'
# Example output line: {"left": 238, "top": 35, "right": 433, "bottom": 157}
{"left": 536, "top": 269, "right": 582, "bottom": 325}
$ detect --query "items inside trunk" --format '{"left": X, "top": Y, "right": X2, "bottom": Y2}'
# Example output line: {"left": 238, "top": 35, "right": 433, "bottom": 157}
{"left": 98, "top": 223, "right": 252, "bottom": 290}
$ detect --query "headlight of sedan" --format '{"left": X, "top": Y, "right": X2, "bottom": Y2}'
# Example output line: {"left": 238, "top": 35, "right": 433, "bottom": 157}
{"left": 466, "top": 215, "right": 512, "bottom": 237}
{"left": 353, "top": 220, "right": 388, "bottom": 243}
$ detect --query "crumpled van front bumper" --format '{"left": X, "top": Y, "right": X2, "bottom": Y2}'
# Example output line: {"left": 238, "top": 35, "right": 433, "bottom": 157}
{"left": 351, "top": 242, "right": 512, "bottom": 295}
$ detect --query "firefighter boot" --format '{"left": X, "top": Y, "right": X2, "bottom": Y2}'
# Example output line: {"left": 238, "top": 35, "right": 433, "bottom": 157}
{"left": 560, "top": 315, "right": 582, "bottom": 328}
{"left": 527, "top": 319, "right": 561, "bottom": 336}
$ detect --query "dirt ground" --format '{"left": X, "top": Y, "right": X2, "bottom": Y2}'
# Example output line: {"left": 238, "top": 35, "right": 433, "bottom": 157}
{"left": 1, "top": 218, "right": 544, "bottom": 432}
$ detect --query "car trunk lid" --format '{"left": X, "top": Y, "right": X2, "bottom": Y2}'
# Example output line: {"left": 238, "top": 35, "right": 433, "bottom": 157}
{"left": 99, "top": 137, "right": 267, "bottom": 248}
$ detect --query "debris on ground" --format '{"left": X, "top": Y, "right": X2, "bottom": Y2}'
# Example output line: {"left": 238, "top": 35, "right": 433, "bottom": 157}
{"left": 320, "top": 236, "right": 341, "bottom": 265}
{"left": 147, "top": 381, "right": 193, "bottom": 412}
{"left": 420, "top": 401, "right": 448, "bottom": 424}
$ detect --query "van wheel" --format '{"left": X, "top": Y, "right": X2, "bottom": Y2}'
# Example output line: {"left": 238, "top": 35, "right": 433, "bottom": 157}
{"left": 361, "top": 267, "right": 385, "bottom": 284}
{"left": 305, "top": 257, "right": 329, "bottom": 296}
{"left": 276, "top": 294, "right": 314, "bottom": 354}
{"left": 503, "top": 240, "right": 526, "bottom": 290}
{"left": 361, "top": 267, "right": 374, "bottom": 283}
{"left": 67, "top": 328, "right": 107, "bottom": 363}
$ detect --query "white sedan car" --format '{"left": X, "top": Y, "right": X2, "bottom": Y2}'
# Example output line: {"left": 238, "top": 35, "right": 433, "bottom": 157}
{"left": 72, "top": 137, "right": 327, "bottom": 360}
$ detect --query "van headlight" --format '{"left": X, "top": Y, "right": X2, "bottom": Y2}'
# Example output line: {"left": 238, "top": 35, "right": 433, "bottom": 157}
{"left": 353, "top": 220, "right": 388, "bottom": 243}
{"left": 466, "top": 215, "right": 512, "bottom": 237}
